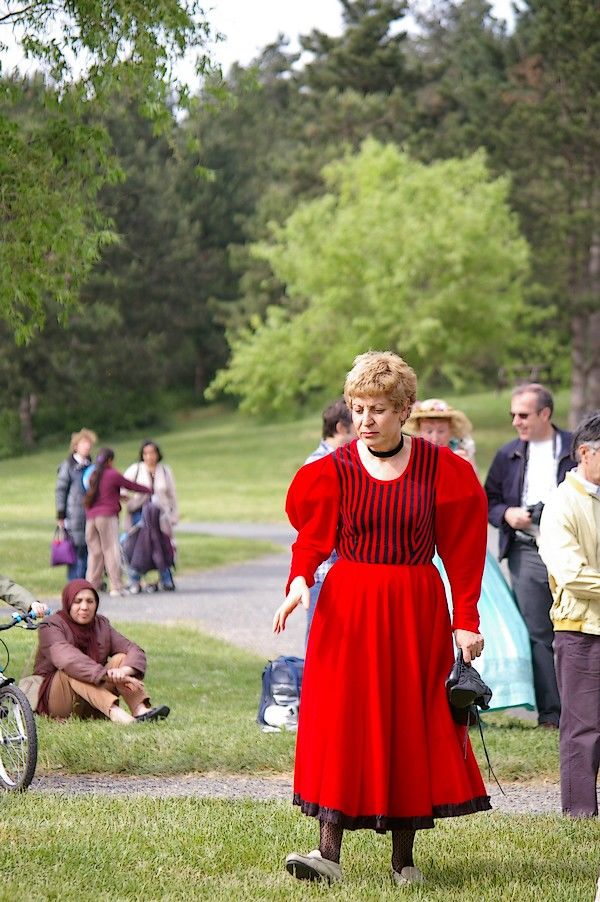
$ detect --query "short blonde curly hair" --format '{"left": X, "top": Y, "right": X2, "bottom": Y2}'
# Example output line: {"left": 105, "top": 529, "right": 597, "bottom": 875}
{"left": 344, "top": 351, "right": 417, "bottom": 411}
{"left": 69, "top": 428, "right": 97, "bottom": 453}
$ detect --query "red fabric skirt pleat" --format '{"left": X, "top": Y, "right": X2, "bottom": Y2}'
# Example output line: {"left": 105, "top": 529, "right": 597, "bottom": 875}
{"left": 293, "top": 559, "right": 491, "bottom": 831}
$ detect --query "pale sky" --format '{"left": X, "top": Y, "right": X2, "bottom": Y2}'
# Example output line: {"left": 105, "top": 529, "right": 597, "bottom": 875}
{"left": 208, "top": 0, "right": 518, "bottom": 72}
{"left": 1, "top": 1, "right": 519, "bottom": 84}
{"left": 207, "top": 0, "right": 345, "bottom": 71}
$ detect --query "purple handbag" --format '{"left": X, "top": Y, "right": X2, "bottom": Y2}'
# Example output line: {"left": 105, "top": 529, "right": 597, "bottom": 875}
{"left": 50, "top": 527, "right": 77, "bottom": 567}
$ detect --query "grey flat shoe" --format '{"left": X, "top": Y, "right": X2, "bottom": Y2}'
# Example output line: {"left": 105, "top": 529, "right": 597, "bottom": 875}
{"left": 391, "top": 865, "right": 425, "bottom": 886}
{"left": 286, "top": 850, "right": 343, "bottom": 884}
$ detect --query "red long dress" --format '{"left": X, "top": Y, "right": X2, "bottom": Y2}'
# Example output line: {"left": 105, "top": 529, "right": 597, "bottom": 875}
{"left": 286, "top": 437, "right": 491, "bottom": 831}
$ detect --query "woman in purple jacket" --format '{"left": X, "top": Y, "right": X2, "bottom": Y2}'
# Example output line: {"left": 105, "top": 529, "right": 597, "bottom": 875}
{"left": 84, "top": 448, "right": 151, "bottom": 596}
{"left": 25, "top": 579, "right": 169, "bottom": 724}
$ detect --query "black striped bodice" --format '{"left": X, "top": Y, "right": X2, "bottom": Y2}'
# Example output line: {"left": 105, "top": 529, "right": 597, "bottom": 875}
{"left": 331, "top": 437, "right": 439, "bottom": 564}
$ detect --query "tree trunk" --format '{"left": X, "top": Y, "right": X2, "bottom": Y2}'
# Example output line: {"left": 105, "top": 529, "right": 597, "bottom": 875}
{"left": 583, "top": 222, "right": 600, "bottom": 421}
{"left": 570, "top": 218, "right": 600, "bottom": 428}
{"left": 587, "top": 308, "right": 600, "bottom": 414}
{"left": 19, "top": 394, "right": 37, "bottom": 449}
{"left": 570, "top": 314, "right": 586, "bottom": 428}
{"left": 194, "top": 359, "right": 206, "bottom": 394}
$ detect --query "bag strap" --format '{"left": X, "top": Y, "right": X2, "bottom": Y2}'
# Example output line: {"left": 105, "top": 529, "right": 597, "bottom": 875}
{"left": 257, "top": 661, "right": 274, "bottom": 724}
{"left": 281, "top": 656, "right": 302, "bottom": 696}
{"left": 472, "top": 708, "right": 505, "bottom": 796}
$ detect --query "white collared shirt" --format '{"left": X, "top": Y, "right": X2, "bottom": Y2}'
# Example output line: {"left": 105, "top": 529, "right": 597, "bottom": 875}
{"left": 572, "top": 469, "right": 600, "bottom": 498}
{"left": 523, "top": 437, "right": 560, "bottom": 507}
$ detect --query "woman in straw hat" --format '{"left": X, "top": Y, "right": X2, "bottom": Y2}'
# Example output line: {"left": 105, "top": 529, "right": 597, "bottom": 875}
{"left": 405, "top": 398, "right": 475, "bottom": 462}
{"left": 274, "top": 352, "right": 491, "bottom": 887}
{"left": 406, "top": 398, "right": 535, "bottom": 714}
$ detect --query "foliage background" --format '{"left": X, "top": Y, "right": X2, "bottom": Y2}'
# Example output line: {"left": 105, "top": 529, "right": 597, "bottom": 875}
{"left": 208, "top": 140, "right": 529, "bottom": 414}
{"left": 1, "top": 0, "right": 598, "bottom": 450}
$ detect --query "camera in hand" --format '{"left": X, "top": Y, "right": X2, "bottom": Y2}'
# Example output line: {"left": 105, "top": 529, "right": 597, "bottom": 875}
{"left": 527, "top": 501, "right": 545, "bottom": 526}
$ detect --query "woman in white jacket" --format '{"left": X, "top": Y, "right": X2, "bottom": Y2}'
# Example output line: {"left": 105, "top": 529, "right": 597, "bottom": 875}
{"left": 123, "top": 440, "right": 179, "bottom": 591}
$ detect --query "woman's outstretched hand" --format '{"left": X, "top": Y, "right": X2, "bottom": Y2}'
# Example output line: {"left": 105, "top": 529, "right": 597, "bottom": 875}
{"left": 454, "top": 629, "right": 484, "bottom": 664}
{"left": 272, "top": 576, "right": 310, "bottom": 633}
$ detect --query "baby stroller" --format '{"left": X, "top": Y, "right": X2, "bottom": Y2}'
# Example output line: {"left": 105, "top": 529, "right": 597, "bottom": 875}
{"left": 121, "top": 501, "right": 175, "bottom": 592}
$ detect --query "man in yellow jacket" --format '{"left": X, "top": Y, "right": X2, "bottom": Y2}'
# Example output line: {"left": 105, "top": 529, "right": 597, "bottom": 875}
{"left": 539, "top": 412, "right": 600, "bottom": 818}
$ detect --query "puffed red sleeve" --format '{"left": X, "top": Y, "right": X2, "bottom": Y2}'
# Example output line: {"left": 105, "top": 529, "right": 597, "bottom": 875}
{"left": 434, "top": 447, "right": 487, "bottom": 632}
{"left": 285, "top": 455, "right": 341, "bottom": 594}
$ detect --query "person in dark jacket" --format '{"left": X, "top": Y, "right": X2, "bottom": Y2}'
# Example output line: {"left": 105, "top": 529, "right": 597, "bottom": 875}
{"left": 22, "top": 579, "right": 169, "bottom": 724}
{"left": 122, "top": 501, "right": 175, "bottom": 591}
{"left": 484, "top": 383, "right": 576, "bottom": 728}
{"left": 55, "top": 428, "right": 97, "bottom": 580}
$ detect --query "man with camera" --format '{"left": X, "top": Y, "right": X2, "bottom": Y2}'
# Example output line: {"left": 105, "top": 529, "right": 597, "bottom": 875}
{"left": 485, "top": 383, "right": 576, "bottom": 728}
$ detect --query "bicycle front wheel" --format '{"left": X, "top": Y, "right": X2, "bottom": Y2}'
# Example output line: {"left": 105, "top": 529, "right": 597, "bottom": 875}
{"left": 0, "top": 684, "right": 38, "bottom": 791}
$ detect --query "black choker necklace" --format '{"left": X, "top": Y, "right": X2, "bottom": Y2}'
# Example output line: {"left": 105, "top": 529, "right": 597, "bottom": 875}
{"left": 367, "top": 434, "right": 405, "bottom": 458}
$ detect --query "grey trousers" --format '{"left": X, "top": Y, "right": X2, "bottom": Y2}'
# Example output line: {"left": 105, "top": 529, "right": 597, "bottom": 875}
{"left": 507, "top": 541, "right": 561, "bottom": 725}
{"left": 555, "top": 631, "right": 600, "bottom": 817}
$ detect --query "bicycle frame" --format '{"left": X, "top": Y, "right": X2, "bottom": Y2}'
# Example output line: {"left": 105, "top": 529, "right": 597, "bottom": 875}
{"left": 0, "top": 612, "right": 41, "bottom": 791}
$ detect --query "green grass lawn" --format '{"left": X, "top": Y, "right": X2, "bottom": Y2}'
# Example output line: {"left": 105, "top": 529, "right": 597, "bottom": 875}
{"left": 0, "top": 397, "right": 580, "bottom": 900}
{"left": 2, "top": 623, "right": 559, "bottom": 782}
{"left": 0, "top": 797, "right": 596, "bottom": 901}
{"left": 0, "top": 389, "right": 571, "bottom": 596}
{"left": 0, "top": 528, "right": 279, "bottom": 599}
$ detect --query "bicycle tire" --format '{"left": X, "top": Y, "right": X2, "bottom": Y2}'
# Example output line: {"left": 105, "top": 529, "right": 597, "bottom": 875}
{"left": 0, "top": 684, "right": 38, "bottom": 791}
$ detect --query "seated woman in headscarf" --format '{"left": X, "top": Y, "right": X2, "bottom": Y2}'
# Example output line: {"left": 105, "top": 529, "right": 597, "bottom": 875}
{"left": 22, "top": 579, "right": 169, "bottom": 724}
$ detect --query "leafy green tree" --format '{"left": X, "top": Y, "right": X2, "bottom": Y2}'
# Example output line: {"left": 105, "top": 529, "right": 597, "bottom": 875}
{"left": 301, "top": 0, "right": 416, "bottom": 94}
{"left": 0, "top": 75, "right": 117, "bottom": 341}
{"left": 178, "top": 55, "right": 295, "bottom": 334}
{"left": 0, "top": 1, "right": 207, "bottom": 105}
{"left": 208, "top": 139, "right": 529, "bottom": 415}
{"left": 404, "top": 2, "right": 565, "bottom": 384}
{"left": 500, "top": 0, "right": 600, "bottom": 422}
{"left": 0, "top": 300, "right": 158, "bottom": 454}
{"left": 408, "top": 0, "right": 513, "bottom": 160}
{"left": 87, "top": 85, "right": 230, "bottom": 400}
{"left": 0, "top": 77, "right": 224, "bottom": 449}
{"left": 0, "top": 1, "right": 210, "bottom": 339}
{"left": 189, "top": 7, "right": 422, "bottom": 340}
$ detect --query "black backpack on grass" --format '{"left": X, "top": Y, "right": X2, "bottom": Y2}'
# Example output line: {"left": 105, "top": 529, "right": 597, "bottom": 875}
{"left": 257, "top": 655, "right": 304, "bottom": 732}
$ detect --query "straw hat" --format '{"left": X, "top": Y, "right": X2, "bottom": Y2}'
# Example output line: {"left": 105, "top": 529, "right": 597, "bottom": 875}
{"left": 404, "top": 398, "right": 473, "bottom": 439}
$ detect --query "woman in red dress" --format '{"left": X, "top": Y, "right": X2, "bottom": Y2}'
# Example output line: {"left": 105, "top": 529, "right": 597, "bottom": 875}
{"left": 273, "top": 351, "right": 491, "bottom": 887}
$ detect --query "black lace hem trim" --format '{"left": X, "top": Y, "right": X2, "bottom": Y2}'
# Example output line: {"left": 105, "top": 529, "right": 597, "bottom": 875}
{"left": 292, "top": 793, "right": 492, "bottom": 832}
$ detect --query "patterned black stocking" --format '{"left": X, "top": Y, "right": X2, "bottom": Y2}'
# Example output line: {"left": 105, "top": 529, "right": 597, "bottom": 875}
{"left": 391, "top": 829, "right": 416, "bottom": 871}
{"left": 319, "top": 821, "right": 344, "bottom": 864}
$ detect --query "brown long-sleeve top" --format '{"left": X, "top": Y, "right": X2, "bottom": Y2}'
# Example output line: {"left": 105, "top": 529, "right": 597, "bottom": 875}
{"left": 33, "top": 612, "right": 146, "bottom": 685}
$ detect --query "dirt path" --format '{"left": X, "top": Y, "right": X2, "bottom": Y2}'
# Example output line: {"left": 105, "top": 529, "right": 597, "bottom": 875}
{"left": 98, "top": 522, "right": 304, "bottom": 660}
{"left": 28, "top": 521, "right": 551, "bottom": 808}
{"left": 30, "top": 772, "right": 561, "bottom": 815}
